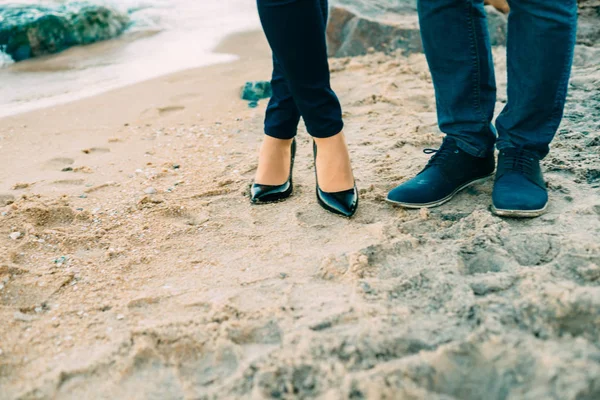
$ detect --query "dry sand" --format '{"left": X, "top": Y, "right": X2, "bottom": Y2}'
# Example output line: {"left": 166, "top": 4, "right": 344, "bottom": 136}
{"left": 1, "top": 31, "right": 600, "bottom": 399}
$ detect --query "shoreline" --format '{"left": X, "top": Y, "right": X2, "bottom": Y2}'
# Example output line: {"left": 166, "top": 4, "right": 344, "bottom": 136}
{"left": 0, "top": 29, "right": 271, "bottom": 194}
{"left": 0, "top": 28, "right": 264, "bottom": 120}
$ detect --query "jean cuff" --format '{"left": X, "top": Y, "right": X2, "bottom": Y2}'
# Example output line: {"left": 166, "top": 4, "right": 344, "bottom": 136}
{"left": 307, "top": 121, "right": 344, "bottom": 139}
{"left": 264, "top": 128, "right": 297, "bottom": 140}
{"left": 454, "top": 137, "right": 494, "bottom": 158}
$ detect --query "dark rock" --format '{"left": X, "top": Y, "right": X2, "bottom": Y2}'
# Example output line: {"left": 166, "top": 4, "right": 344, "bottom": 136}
{"left": 241, "top": 81, "right": 272, "bottom": 102}
{"left": 326, "top": 1, "right": 508, "bottom": 57}
{"left": 0, "top": 3, "right": 129, "bottom": 62}
{"left": 241, "top": 81, "right": 272, "bottom": 108}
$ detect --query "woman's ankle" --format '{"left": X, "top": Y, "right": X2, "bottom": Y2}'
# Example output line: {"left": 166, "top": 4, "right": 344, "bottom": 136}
{"left": 255, "top": 136, "right": 294, "bottom": 186}
{"left": 314, "top": 132, "right": 355, "bottom": 192}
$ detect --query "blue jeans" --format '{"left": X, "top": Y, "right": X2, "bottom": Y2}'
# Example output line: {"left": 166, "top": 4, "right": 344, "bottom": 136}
{"left": 257, "top": 0, "right": 343, "bottom": 139}
{"left": 418, "top": 0, "right": 578, "bottom": 158}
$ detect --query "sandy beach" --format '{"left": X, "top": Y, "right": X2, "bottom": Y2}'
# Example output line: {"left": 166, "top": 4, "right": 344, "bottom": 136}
{"left": 1, "top": 28, "right": 600, "bottom": 399}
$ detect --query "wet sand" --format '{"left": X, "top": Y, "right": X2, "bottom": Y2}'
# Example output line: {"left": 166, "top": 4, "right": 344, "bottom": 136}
{"left": 1, "top": 30, "right": 600, "bottom": 399}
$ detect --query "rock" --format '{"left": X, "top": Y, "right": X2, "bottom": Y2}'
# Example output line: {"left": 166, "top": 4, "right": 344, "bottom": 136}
{"left": 241, "top": 81, "right": 272, "bottom": 102}
{"left": 327, "top": 1, "right": 508, "bottom": 57}
{"left": 485, "top": 5, "right": 508, "bottom": 46}
{"left": 0, "top": 3, "right": 130, "bottom": 62}
{"left": 9, "top": 232, "right": 21, "bottom": 241}
{"left": 327, "top": 2, "right": 422, "bottom": 57}
{"left": 144, "top": 187, "right": 157, "bottom": 195}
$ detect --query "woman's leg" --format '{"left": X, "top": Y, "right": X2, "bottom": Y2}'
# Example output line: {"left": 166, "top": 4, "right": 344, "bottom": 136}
{"left": 257, "top": 0, "right": 343, "bottom": 138}
{"left": 256, "top": 0, "right": 354, "bottom": 192}
{"left": 255, "top": 55, "right": 298, "bottom": 186}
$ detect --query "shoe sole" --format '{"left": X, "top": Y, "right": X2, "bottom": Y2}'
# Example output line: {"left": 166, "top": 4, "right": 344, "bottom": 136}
{"left": 385, "top": 174, "right": 493, "bottom": 209}
{"left": 491, "top": 203, "right": 548, "bottom": 218}
{"left": 250, "top": 189, "right": 293, "bottom": 205}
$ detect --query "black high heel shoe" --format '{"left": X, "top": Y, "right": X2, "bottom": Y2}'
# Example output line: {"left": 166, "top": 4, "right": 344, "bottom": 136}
{"left": 313, "top": 141, "right": 358, "bottom": 217}
{"left": 250, "top": 139, "right": 296, "bottom": 204}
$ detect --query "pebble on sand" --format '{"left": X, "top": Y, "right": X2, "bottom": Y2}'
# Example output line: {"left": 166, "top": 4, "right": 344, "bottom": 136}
{"left": 144, "top": 187, "right": 157, "bottom": 194}
{"left": 9, "top": 232, "right": 21, "bottom": 240}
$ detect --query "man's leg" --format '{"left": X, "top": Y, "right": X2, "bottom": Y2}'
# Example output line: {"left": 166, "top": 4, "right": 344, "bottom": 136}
{"left": 387, "top": 0, "right": 496, "bottom": 208}
{"left": 420, "top": 0, "right": 497, "bottom": 156}
{"left": 492, "top": 0, "right": 577, "bottom": 217}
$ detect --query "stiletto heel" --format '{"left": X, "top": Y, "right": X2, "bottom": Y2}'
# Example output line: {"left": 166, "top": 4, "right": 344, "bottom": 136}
{"left": 251, "top": 139, "right": 296, "bottom": 204}
{"left": 313, "top": 141, "right": 358, "bottom": 217}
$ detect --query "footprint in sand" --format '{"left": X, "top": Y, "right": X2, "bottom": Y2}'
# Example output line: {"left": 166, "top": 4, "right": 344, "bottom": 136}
{"left": 0, "top": 265, "right": 72, "bottom": 309}
{"left": 0, "top": 193, "right": 15, "bottom": 206}
{"left": 82, "top": 147, "right": 111, "bottom": 154}
{"left": 44, "top": 157, "right": 74, "bottom": 170}
{"left": 51, "top": 179, "right": 85, "bottom": 186}
{"left": 157, "top": 105, "right": 185, "bottom": 116}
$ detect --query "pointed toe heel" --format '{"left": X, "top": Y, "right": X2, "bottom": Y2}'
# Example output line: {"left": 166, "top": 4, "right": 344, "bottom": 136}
{"left": 313, "top": 141, "right": 358, "bottom": 218}
{"left": 316, "top": 186, "right": 359, "bottom": 218}
{"left": 251, "top": 139, "right": 296, "bottom": 204}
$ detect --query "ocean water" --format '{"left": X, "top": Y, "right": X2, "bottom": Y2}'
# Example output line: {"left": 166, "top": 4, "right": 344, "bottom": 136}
{"left": 0, "top": 0, "right": 261, "bottom": 118}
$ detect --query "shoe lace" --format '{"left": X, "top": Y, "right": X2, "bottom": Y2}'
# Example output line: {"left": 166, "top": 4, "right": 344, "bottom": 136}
{"left": 503, "top": 148, "right": 537, "bottom": 177}
{"left": 423, "top": 140, "right": 460, "bottom": 169}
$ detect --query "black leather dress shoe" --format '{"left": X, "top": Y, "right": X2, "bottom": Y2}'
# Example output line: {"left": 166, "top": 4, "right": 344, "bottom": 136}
{"left": 250, "top": 139, "right": 296, "bottom": 204}
{"left": 313, "top": 141, "right": 358, "bottom": 218}
{"left": 387, "top": 138, "right": 495, "bottom": 208}
{"left": 492, "top": 148, "right": 548, "bottom": 218}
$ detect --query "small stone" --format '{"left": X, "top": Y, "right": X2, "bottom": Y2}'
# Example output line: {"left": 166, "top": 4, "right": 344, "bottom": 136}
{"left": 173, "top": 164, "right": 180, "bottom": 170}
{"left": 54, "top": 256, "right": 68, "bottom": 265}
{"left": 61, "top": 167, "right": 73, "bottom": 172}
{"left": 116, "top": 314, "right": 125, "bottom": 320}
{"left": 144, "top": 187, "right": 157, "bottom": 195}
{"left": 79, "top": 194, "right": 87, "bottom": 199}
{"left": 9, "top": 232, "right": 21, "bottom": 240}
{"left": 280, "top": 272, "right": 288, "bottom": 279}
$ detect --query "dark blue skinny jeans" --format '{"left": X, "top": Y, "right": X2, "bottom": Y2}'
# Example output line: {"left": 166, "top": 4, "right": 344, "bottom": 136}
{"left": 257, "top": 0, "right": 344, "bottom": 139}
{"left": 418, "top": 0, "right": 578, "bottom": 158}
